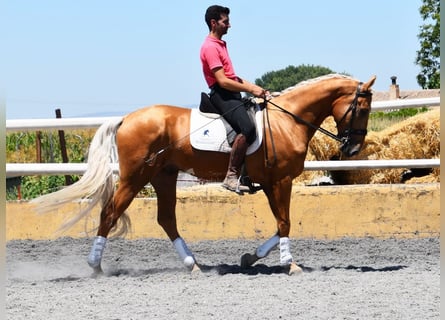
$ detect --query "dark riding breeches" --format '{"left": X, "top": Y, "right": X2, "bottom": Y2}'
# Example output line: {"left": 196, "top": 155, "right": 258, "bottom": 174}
{"left": 209, "top": 85, "right": 256, "bottom": 145}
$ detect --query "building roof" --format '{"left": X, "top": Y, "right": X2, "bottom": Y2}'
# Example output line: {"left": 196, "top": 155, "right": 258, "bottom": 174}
{"left": 372, "top": 89, "right": 440, "bottom": 101}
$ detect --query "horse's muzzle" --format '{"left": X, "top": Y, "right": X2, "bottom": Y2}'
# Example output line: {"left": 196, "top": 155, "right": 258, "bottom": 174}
{"left": 339, "top": 139, "right": 362, "bottom": 157}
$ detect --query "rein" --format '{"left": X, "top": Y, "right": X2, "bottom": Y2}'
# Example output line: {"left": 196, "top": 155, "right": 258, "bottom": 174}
{"left": 266, "top": 99, "right": 343, "bottom": 143}
{"left": 264, "top": 82, "right": 372, "bottom": 145}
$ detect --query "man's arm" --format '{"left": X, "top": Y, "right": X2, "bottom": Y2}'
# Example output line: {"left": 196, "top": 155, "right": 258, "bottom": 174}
{"left": 213, "top": 67, "right": 266, "bottom": 97}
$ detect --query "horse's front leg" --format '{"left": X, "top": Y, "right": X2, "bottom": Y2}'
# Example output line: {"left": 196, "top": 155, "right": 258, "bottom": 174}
{"left": 244, "top": 178, "right": 302, "bottom": 275}
{"left": 240, "top": 233, "right": 300, "bottom": 274}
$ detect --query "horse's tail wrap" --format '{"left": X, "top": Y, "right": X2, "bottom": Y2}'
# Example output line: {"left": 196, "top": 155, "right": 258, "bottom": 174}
{"left": 31, "top": 117, "right": 130, "bottom": 236}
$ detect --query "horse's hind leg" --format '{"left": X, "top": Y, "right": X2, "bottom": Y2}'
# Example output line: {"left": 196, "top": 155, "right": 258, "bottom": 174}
{"left": 240, "top": 234, "right": 280, "bottom": 267}
{"left": 87, "top": 177, "right": 143, "bottom": 274}
{"left": 151, "top": 169, "right": 199, "bottom": 271}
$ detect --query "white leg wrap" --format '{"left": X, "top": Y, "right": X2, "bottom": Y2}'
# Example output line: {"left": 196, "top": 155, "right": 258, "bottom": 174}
{"left": 255, "top": 235, "right": 280, "bottom": 258}
{"left": 279, "top": 237, "right": 293, "bottom": 265}
{"left": 173, "top": 237, "right": 195, "bottom": 268}
{"left": 87, "top": 236, "right": 107, "bottom": 268}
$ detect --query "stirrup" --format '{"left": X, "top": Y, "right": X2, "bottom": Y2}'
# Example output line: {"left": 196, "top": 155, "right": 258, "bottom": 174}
{"left": 239, "top": 175, "right": 262, "bottom": 194}
{"left": 235, "top": 181, "right": 250, "bottom": 195}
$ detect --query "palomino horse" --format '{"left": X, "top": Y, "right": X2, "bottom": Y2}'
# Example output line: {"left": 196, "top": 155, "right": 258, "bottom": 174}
{"left": 33, "top": 74, "right": 376, "bottom": 275}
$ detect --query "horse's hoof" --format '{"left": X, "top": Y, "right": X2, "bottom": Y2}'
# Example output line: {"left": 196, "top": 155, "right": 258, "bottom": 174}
{"left": 288, "top": 262, "right": 303, "bottom": 275}
{"left": 191, "top": 263, "right": 201, "bottom": 273}
{"left": 91, "top": 266, "right": 104, "bottom": 278}
{"left": 240, "top": 253, "right": 259, "bottom": 268}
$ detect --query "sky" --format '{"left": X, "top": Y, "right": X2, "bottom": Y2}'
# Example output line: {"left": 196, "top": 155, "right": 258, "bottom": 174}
{"left": 3, "top": 0, "right": 426, "bottom": 119}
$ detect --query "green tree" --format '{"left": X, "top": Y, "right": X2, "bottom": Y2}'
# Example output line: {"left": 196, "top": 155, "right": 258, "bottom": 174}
{"left": 415, "top": 0, "right": 440, "bottom": 89}
{"left": 255, "top": 64, "right": 337, "bottom": 93}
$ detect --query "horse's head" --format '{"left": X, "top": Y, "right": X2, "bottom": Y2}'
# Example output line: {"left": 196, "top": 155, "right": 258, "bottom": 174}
{"left": 333, "top": 75, "right": 376, "bottom": 157}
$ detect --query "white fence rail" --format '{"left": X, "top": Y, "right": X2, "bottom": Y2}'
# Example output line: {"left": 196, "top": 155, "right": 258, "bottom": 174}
{"left": 371, "top": 97, "right": 440, "bottom": 110}
{"left": 5, "top": 97, "right": 440, "bottom": 177}
{"left": 5, "top": 159, "right": 440, "bottom": 178}
{"left": 5, "top": 97, "right": 440, "bottom": 132}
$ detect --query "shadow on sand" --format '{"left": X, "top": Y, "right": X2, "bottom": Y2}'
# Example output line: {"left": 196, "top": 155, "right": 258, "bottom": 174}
{"left": 66, "top": 263, "right": 409, "bottom": 279}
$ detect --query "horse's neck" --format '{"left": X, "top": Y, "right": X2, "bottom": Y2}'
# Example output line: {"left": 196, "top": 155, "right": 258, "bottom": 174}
{"left": 274, "top": 84, "right": 336, "bottom": 126}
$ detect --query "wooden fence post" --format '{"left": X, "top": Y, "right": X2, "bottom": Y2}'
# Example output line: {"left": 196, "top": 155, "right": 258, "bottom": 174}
{"left": 36, "top": 131, "right": 42, "bottom": 163}
{"left": 55, "top": 108, "right": 73, "bottom": 185}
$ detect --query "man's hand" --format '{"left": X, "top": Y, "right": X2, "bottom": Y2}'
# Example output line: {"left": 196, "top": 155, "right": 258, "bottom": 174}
{"left": 250, "top": 84, "right": 270, "bottom": 98}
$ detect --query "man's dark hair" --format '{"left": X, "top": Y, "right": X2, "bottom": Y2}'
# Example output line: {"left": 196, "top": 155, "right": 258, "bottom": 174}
{"left": 205, "top": 5, "right": 230, "bottom": 30}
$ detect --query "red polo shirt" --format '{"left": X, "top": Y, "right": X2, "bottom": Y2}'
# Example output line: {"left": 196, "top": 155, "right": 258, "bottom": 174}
{"left": 200, "top": 36, "right": 238, "bottom": 88}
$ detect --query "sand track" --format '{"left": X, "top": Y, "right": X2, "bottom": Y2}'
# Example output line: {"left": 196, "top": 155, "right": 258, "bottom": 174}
{"left": 6, "top": 237, "right": 439, "bottom": 319}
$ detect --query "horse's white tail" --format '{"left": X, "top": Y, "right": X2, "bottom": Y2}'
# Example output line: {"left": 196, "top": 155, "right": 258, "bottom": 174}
{"left": 31, "top": 117, "right": 130, "bottom": 236}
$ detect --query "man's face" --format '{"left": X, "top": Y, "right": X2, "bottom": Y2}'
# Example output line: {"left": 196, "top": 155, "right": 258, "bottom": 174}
{"left": 212, "top": 14, "right": 230, "bottom": 36}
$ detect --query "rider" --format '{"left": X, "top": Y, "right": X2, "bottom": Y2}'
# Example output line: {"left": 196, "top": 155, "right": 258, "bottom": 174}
{"left": 200, "top": 5, "right": 269, "bottom": 193}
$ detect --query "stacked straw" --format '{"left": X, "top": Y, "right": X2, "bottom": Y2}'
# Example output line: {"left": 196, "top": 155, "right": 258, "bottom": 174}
{"left": 296, "top": 108, "right": 440, "bottom": 184}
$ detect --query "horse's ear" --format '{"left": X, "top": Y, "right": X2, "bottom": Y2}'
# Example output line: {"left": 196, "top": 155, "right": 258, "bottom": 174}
{"left": 362, "top": 75, "right": 377, "bottom": 91}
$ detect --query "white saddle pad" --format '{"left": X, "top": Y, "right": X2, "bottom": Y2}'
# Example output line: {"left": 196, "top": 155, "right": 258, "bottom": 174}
{"left": 190, "top": 108, "right": 263, "bottom": 155}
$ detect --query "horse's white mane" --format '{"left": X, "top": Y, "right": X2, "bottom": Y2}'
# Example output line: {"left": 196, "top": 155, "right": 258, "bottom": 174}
{"left": 271, "top": 73, "right": 357, "bottom": 97}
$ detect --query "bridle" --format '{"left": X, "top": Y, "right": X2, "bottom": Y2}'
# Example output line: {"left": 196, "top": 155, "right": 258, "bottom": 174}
{"left": 335, "top": 82, "right": 373, "bottom": 144}
{"left": 264, "top": 82, "right": 372, "bottom": 148}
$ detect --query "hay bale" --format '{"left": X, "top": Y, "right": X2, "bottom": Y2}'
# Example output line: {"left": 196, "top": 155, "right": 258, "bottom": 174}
{"left": 297, "top": 109, "right": 440, "bottom": 184}
{"left": 295, "top": 116, "right": 339, "bottom": 184}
